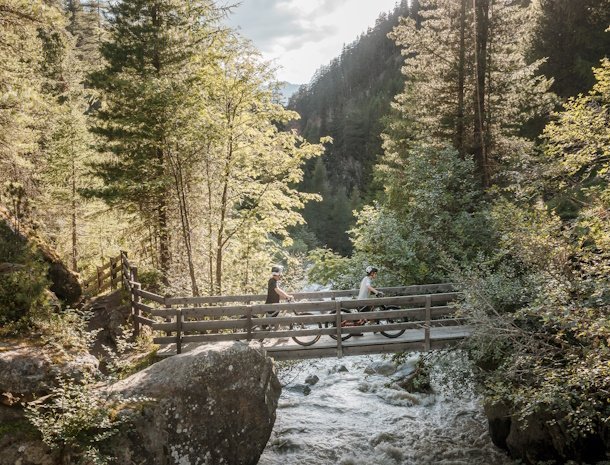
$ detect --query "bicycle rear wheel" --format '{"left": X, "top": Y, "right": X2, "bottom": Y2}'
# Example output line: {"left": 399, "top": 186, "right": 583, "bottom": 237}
{"left": 291, "top": 312, "right": 322, "bottom": 346}
{"left": 325, "top": 308, "right": 353, "bottom": 341}
{"left": 379, "top": 306, "right": 406, "bottom": 338}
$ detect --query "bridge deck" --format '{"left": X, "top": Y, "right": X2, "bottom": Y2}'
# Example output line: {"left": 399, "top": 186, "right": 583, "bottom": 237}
{"left": 156, "top": 325, "right": 471, "bottom": 360}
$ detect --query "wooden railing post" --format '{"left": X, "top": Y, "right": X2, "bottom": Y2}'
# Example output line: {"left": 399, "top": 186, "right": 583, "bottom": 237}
{"left": 335, "top": 300, "right": 343, "bottom": 358}
{"left": 164, "top": 295, "right": 172, "bottom": 337}
{"left": 96, "top": 266, "right": 102, "bottom": 294}
{"left": 176, "top": 308, "right": 183, "bottom": 354}
{"left": 113, "top": 256, "right": 121, "bottom": 290}
{"left": 424, "top": 294, "right": 431, "bottom": 351}
{"left": 120, "top": 251, "right": 128, "bottom": 289}
{"left": 246, "top": 305, "right": 253, "bottom": 341}
{"left": 132, "top": 266, "right": 140, "bottom": 337}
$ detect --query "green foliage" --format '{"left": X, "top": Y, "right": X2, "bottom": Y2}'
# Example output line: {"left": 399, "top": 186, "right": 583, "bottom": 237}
{"left": 25, "top": 375, "right": 131, "bottom": 465}
{"left": 530, "top": 0, "right": 610, "bottom": 98}
{"left": 368, "top": 145, "right": 494, "bottom": 283}
{"left": 0, "top": 221, "right": 52, "bottom": 331}
{"left": 307, "top": 248, "right": 353, "bottom": 289}
{"left": 0, "top": 259, "right": 51, "bottom": 329}
{"left": 455, "top": 59, "right": 610, "bottom": 443}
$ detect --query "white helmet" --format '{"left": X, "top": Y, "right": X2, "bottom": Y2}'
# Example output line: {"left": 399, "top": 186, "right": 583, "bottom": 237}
{"left": 365, "top": 265, "right": 378, "bottom": 275}
{"left": 271, "top": 265, "right": 284, "bottom": 276}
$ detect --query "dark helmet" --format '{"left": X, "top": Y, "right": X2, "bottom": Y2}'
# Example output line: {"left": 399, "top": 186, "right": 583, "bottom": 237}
{"left": 271, "top": 265, "right": 284, "bottom": 276}
{"left": 365, "top": 265, "right": 378, "bottom": 275}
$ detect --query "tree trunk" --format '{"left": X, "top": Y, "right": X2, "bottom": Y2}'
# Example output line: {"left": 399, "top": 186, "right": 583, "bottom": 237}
{"left": 473, "top": 0, "right": 491, "bottom": 188}
{"left": 171, "top": 153, "right": 199, "bottom": 296}
{"left": 71, "top": 157, "right": 78, "bottom": 272}
{"left": 152, "top": 5, "right": 170, "bottom": 285}
{"left": 455, "top": 0, "right": 467, "bottom": 158}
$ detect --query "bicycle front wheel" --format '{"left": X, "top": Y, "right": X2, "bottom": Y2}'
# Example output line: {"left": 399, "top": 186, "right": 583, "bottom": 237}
{"left": 325, "top": 308, "right": 352, "bottom": 341}
{"left": 379, "top": 306, "right": 406, "bottom": 338}
{"left": 291, "top": 312, "right": 322, "bottom": 346}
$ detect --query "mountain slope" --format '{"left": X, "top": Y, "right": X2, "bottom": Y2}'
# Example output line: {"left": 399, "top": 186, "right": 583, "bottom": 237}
{"left": 288, "top": 1, "right": 415, "bottom": 254}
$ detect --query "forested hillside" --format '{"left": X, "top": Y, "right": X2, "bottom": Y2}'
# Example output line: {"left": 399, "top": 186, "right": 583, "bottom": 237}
{"left": 288, "top": 0, "right": 414, "bottom": 254}
{"left": 291, "top": 0, "right": 610, "bottom": 255}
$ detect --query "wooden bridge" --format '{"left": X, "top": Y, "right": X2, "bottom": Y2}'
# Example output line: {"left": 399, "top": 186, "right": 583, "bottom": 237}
{"left": 89, "top": 253, "right": 470, "bottom": 360}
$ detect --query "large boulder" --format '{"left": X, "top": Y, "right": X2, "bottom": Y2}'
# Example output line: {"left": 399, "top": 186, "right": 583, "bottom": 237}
{"left": 0, "top": 342, "right": 100, "bottom": 465}
{"left": 0, "top": 342, "right": 99, "bottom": 403}
{"left": 83, "top": 290, "right": 131, "bottom": 360}
{"left": 485, "top": 400, "right": 608, "bottom": 464}
{"left": 0, "top": 206, "right": 82, "bottom": 304}
{"left": 108, "top": 341, "right": 281, "bottom": 465}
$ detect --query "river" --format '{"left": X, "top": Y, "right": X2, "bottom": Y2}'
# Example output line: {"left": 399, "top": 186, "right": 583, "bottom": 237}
{"left": 258, "top": 352, "right": 515, "bottom": 465}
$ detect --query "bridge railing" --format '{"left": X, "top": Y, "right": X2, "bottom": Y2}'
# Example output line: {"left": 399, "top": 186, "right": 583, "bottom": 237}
{"left": 117, "top": 253, "right": 463, "bottom": 356}
{"left": 129, "top": 292, "right": 463, "bottom": 356}
{"left": 82, "top": 254, "right": 123, "bottom": 297}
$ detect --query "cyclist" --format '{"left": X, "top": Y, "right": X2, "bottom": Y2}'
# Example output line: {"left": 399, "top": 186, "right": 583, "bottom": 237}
{"left": 358, "top": 265, "right": 383, "bottom": 301}
{"left": 265, "top": 265, "right": 294, "bottom": 304}
{"left": 263, "top": 265, "right": 294, "bottom": 336}
{"left": 354, "top": 266, "right": 384, "bottom": 333}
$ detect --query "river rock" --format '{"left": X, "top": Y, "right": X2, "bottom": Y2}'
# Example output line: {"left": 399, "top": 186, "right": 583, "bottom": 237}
{"left": 485, "top": 400, "right": 608, "bottom": 464}
{"left": 364, "top": 360, "right": 396, "bottom": 376}
{"left": 107, "top": 341, "right": 281, "bottom": 465}
{"left": 0, "top": 343, "right": 99, "bottom": 403}
{"left": 304, "top": 374, "right": 319, "bottom": 385}
{"left": 286, "top": 383, "right": 311, "bottom": 395}
{"left": 329, "top": 364, "right": 348, "bottom": 373}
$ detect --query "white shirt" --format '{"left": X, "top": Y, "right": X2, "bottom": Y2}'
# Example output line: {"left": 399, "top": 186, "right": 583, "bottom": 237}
{"left": 358, "top": 276, "right": 373, "bottom": 300}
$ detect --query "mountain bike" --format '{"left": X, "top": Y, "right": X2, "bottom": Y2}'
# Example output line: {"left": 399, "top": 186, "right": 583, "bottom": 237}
{"left": 325, "top": 294, "right": 404, "bottom": 341}
{"left": 252, "top": 301, "right": 323, "bottom": 347}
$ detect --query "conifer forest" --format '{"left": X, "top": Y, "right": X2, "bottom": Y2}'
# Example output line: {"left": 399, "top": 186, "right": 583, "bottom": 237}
{"left": 1, "top": 0, "right": 609, "bottom": 464}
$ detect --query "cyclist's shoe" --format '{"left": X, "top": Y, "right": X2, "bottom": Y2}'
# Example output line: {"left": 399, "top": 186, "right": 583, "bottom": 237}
{"left": 352, "top": 332, "right": 364, "bottom": 336}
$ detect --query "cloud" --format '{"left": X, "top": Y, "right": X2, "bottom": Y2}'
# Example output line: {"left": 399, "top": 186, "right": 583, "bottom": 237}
{"left": 224, "top": 0, "right": 399, "bottom": 83}
{"left": 226, "top": 0, "right": 340, "bottom": 52}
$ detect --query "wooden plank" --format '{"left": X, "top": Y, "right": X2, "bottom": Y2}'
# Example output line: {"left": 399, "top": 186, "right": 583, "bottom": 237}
{"left": 336, "top": 305, "right": 455, "bottom": 322}
{"left": 97, "top": 260, "right": 112, "bottom": 273}
{"left": 151, "top": 321, "right": 177, "bottom": 332}
{"left": 258, "top": 301, "right": 337, "bottom": 314}
{"left": 180, "top": 333, "right": 250, "bottom": 344}
{"left": 424, "top": 295, "right": 431, "bottom": 351}
{"left": 182, "top": 319, "right": 249, "bottom": 331}
{"left": 148, "top": 308, "right": 179, "bottom": 317}
{"left": 181, "top": 305, "right": 254, "bottom": 318}
{"left": 164, "top": 294, "right": 266, "bottom": 306}
{"left": 134, "top": 315, "right": 155, "bottom": 326}
{"left": 156, "top": 283, "right": 458, "bottom": 307}
{"left": 134, "top": 302, "right": 153, "bottom": 313}
{"left": 265, "top": 335, "right": 467, "bottom": 361}
{"left": 337, "top": 293, "right": 459, "bottom": 310}
{"left": 176, "top": 309, "right": 183, "bottom": 355}
{"left": 335, "top": 300, "right": 343, "bottom": 357}
{"left": 133, "top": 288, "right": 165, "bottom": 303}
{"left": 153, "top": 335, "right": 181, "bottom": 344}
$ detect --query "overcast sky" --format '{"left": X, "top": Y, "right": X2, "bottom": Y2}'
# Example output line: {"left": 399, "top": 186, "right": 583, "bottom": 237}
{"left": 225, "top": 0, "right": 399, "bottom": 84}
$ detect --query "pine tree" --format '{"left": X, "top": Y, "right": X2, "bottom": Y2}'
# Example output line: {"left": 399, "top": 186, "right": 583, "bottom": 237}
{"left": 87, "top": 0, "right": 224, "bottom": 282}
{"left": 530, "top": 0, "right": 610, "bottom": 98}
{"left": 0, "top": 1, "right": 65, "bottom": 191}
{"left": 385, "top": 0, "right": 555, "bottom": 188}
